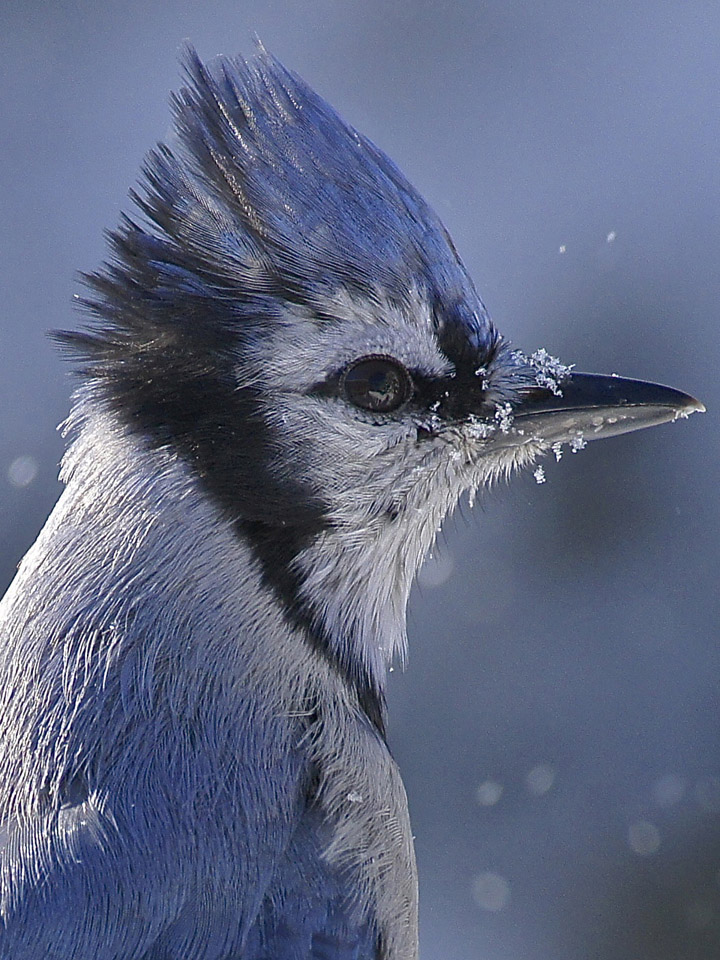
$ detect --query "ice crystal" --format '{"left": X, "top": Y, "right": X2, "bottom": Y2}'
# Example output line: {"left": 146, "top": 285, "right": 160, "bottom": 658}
{"left": 494, "top": 402, "right": 514, "bottom": 434}
{"left": 528, "top": 348, "right": 573, "bottom": 397}
{"left": 533, "top": 465, "right": 546, "bottom": 484}
{"left": 570, "top": 434, "right": 587, "bottom": 453}
{"left": 466, "top": 416, "right": 496, "bottom": 442}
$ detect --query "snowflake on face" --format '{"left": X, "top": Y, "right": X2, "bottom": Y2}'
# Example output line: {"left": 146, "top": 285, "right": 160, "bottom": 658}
{"left": 494, "top": 402, "right": 514, "bottom": 434}
{"left": 527, "top": 348, "right": 573, "bottom": 397}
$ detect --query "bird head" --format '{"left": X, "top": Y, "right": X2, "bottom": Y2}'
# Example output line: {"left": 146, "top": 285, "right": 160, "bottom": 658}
{"left": 62, "top": 47, "right": 703, "bottom": 725}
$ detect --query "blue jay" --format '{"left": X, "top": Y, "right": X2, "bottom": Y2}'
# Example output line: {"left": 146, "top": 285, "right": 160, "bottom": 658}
{"left": 0, "top": 47, "right": 703, "bottom": 960}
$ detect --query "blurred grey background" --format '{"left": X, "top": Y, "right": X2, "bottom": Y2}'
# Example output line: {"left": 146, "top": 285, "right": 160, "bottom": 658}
{"left": 1, "top": 2, "right": 718, "bottom": 958}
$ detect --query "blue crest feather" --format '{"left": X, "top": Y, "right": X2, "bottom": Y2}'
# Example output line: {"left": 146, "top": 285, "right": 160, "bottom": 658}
{"left": 62, "top": 45, "right": 488, "bottom": 368}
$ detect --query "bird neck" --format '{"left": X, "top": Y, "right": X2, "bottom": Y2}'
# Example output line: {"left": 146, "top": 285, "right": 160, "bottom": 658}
{"left": 42, "top": 404, "right": 320, "bottom": 714}
{"left": 50, "top": 401, "right": 396, "bottom": 734}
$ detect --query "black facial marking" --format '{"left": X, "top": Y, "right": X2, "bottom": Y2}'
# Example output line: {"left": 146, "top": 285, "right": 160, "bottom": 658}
{"left": 415, "top": 425, "right": 437, "bottom": 443}
{"left": 312, "top": 297, "right": 501, "bottom": 428}
{"left": 59, "top": 263, "right": 386, "bottom": 738}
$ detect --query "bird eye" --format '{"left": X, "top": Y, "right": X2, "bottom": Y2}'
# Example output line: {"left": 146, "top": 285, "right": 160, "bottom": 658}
{"left": 341, "top": 356, "right": 412, "bottom": 413}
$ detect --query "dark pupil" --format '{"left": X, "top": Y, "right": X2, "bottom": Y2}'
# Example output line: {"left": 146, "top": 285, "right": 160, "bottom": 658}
{"left": 344, "top": 359, "right": 405, "bottom": 412}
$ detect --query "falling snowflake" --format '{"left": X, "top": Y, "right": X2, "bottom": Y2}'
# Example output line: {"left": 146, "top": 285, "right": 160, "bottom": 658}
{"left": 533, "top": 465, "right": 546, "bottom": 484}
{"left": 475, "top": 780, "right": 504, "bottom": 806}
{"left": 472, "top": 872, "right": 511, "bottom": 912}
{"left": 551, "top": 441, "right": 563, "bottom": 462}
{"left": 627, "top": 820, "right": 661, "bottom": 856}
{"left": 570, "top": 434, "right": 587, "bottom": 453}
{"left": 8, "top": 456, "right": 39, "bottom": 488}
{"left": 525, "top": 764, "right": 556, "bottom": 796}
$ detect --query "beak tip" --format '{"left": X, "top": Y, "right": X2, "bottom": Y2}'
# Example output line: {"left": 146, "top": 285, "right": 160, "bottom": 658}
{"left": 507, "top": 374, "right": 705, "bottom": 446}
{"left": 677, "top": 395, "right": 706, "bottom": 417}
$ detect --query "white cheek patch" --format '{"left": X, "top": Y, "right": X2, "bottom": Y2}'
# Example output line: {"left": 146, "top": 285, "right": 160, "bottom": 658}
{"left": 238, "top": 284, "right": 454, "bottom": 393}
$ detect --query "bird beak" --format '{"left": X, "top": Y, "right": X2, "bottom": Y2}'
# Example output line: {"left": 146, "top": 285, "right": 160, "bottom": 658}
{"left": 502, "top": 372, "right": 705, "bottom": 447}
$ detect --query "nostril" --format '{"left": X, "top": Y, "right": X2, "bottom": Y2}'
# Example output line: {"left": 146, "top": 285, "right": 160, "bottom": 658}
{"left": 416, "top": 425, "right": 436, "bottom": 442}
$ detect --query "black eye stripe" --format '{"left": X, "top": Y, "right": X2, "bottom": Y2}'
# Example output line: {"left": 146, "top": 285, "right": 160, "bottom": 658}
{"left": 309, "top": 354, "right": 489, "bottom": 421}
{"left": 340, "top": 355, "right": 413, "bottom": 413}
